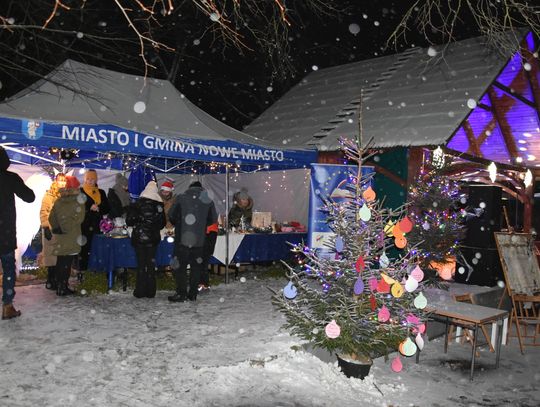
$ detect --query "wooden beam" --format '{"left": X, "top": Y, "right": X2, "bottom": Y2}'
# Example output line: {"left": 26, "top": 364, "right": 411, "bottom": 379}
{"left": 462, "top": 119, "right": 483, "bottom": 157}
{"left": 487, "top": 87, "right": 520, "bottom": 161}
{"left": 492, "top": 81, "right": 536, "bottom": 108}
{"left": 406, "top": 147, "right": 424, "bottom": 188}
{"left": 365, "top": 162, "right": 407, "bottom": 188}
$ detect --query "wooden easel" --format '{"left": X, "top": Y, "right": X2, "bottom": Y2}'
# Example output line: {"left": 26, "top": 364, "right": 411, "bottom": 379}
{"left": 494, "top": 232, "right": 540, "bottom": 354}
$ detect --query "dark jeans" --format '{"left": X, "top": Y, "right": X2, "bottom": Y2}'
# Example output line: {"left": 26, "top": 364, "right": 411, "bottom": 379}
{"left": 134, "top": 245, "right": 158, "bottom": 298}
{"left": 174, "top": 245, "right": 204, "bottom": 297}
{"left": 78, "top": 231, "right": 95, "bottom": 271}
{"left": 200, "top": 232, "right": 217, "bottom": 286}
{"left": 1, "top": 251, "right": 16, "bottom": 305}
{"left": 56, "top": 255, "right": 75, "bottom": 285}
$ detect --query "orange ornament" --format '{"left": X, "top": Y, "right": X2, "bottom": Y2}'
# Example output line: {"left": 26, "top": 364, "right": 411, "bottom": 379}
{"left": 362, "top": 186, "right": 376, "bottom": 202}
{"left": 392, "top": 224, "right": 404, "bottom": 238}
{"left": 395, "top": 235, "right": 407, "bottom": 249}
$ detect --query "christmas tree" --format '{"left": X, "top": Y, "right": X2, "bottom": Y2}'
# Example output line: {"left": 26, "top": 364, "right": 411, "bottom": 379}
{"left": 406, "top": 151, "right": 466, "bottom": 280}
{"left": 272, "top": 137, "right": 429, "bottom": 375}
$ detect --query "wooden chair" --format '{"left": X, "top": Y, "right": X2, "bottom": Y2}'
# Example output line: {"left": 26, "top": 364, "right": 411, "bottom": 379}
{"left": 495, "top": 232, "right": 540, "bottom": 354}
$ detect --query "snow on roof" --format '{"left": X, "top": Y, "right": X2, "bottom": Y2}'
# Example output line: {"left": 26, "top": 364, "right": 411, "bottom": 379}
{"left": 245, "top": 34, "right": 522, "bottom": 150}
{"left": 0, "top": 59, "right": 274, "bottom": 146}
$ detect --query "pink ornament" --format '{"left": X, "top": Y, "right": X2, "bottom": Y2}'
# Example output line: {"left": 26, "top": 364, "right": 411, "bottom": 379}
{"left": 418, "top": 323, "right": 426, "bottom": 334}
{"left": 368, "top": 277, "right": 378, "bottom": 292}
{"left": 325, "top": 320, "right": 341, "bottom": 339}
{"left": 378, "top": 305, "right": 390, "bottom": 322}
{"left": 406, "top": 314, "right": 420, "bottom": 325}
{"left": 391, "top": 356, "right": 403, "bottom": 373}
{"left": 410, "top": 265, "right": 424, "bottom": 282}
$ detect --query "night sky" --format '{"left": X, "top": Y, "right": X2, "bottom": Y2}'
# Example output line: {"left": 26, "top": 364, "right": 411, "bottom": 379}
{"left": 0, "top": 1, "right": 480, "bottom": 131}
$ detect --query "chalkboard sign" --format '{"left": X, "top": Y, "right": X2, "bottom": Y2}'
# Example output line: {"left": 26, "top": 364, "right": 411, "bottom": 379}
{"left": 494, "top": 232, "right": 540, "bottom": 296}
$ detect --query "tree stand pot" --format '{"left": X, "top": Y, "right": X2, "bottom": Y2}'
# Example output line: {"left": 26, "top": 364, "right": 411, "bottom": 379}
{"left": 336, "top": 354, "right": 373, "bottom": 379}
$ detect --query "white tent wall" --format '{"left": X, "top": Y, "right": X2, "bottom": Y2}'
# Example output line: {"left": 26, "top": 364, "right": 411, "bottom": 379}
{"left": 12, "top": 164, "right": 122, "bottom": 274}
{"left": 157, "top": 168, "right": 310, "bottom": 226}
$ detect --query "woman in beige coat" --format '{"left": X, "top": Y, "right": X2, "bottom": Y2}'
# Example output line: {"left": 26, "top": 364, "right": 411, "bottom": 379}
{"left": 49, "top": 176, "right": 85, "bottom": 296}
{"left": 39, "top": 173, "right": 66, "bottom": 289}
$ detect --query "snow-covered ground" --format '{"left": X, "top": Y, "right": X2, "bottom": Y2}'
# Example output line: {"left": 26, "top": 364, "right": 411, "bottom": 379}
{"left": 1, "top": 278, "right": 539, "bottom": 407}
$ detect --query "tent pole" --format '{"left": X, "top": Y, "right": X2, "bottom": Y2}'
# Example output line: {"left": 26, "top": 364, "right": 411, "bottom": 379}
{"left": 225, "top": 164, "right": 230, "bottom": 284}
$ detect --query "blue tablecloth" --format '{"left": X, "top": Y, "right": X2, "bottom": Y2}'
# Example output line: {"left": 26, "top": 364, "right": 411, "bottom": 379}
{"left": 89, "top": 233, "right": 307, "bottom": 288}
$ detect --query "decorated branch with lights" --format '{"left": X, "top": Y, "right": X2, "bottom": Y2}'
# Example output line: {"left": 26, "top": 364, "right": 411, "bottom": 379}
{"left": 406, "top": 152, "right": 466, "bottom": 280}
{"left": 271, "top": 137, "right": 429, "bottom": 374}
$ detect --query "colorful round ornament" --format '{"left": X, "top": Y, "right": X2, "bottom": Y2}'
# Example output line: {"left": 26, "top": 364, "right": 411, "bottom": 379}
{"left": 394, "top": 235, "right": 407, "bottom": 249}
{"left": 379, "top": 252, "right": 390, "bottom": 268}
{"left": 353, "top": 277, "right": 365, "bottom": 295}
{"left": 415, "top": 333, "right": 424, "bottom": 351}
{"left": 325, "top": 320, "right": 341, "bottom": 339}
{"left": 410, "top": 265, "right": 424, "bottom": 282}
{"left": 335, "top": 236, "right": 344, "bottom": 252}
{"left": 359, "top": 203, "right": 372, "bottom": 221}
{"left": 377, "top": 278, "right": 390, "bottom": 294}
{"left": 368, "top": 277, "right": 378, "bottom": 292}
{"left": 283, "top": 281, "right": 297, "bottom": 299}
{"left": 392, "top": 223, "right": 403, "bottom": 238}
{"left": 378, "top": 305, "right": 390, "bottom": 322}
{"left": 405, "top": 276, "right": 419, "bottom": 293}
{"left": 399, "top": 337, "right": 417, "bottom": 357}
{"left": 413, "top": 292, "right": 428, "bottom": 309}
{"left": 391, "top": 282, "right": 404, "bottom": 298}
{"left": 384, "top": 220, "right": 395, "bottom": 237}
{"left": 362, "top": 186, "right": 376, "bottom": 202}
{"left": 391, "top": 356, "right": 403, "bottom": 373}
{"left": 398, "top": 216, "right": 413, "bottom": 233}
{"left": 355, "top": 256, "right": 365, "bottom": 273}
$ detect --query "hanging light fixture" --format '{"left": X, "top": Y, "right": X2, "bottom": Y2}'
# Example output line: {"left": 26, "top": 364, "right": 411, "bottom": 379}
{"left": 488, "top": 162, "right": 497, "bottom": 182}
{"left": 432, "top": 146, "right": 445, "bottom": 169}
{"left": 524, "top": 169, "right": 533, "bottom": 187}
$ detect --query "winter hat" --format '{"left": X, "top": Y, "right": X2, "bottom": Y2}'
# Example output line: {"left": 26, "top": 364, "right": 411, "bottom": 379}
{"left": 160, "top": 178, "right": 174, "bottom": 192}
{"left": 65, "top": 176, "right": 80, "bottom": 189}
{"left": 236, "top": 190, "right": 249, "bottom": 200}
{"left": 140, "top": 180, "right": 163, "bottom": 202}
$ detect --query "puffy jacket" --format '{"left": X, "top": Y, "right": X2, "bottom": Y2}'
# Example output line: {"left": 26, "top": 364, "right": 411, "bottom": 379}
{"left": 48, "top": 190, "right": 85, "bottom": 256}
{"left": 126, "top": 197, "right": 166, "bottom": 247}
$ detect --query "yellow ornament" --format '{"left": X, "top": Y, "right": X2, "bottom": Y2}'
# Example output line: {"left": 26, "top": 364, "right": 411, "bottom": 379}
{"left": 391, "top": 282, "right": 404, "bottom": 298}
{"left": 384, "top": 220, "right": 395, "bottom": 237}
{"left": 381, "top": 273, "right": 397, "bottom": 285}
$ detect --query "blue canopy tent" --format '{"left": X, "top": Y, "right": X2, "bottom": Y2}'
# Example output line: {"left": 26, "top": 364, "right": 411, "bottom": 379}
{"left": 0, "top": 60, "right": 315, "bottom": 170}
{"left": 0, "top": 60, "right": 317, "bottom": 283}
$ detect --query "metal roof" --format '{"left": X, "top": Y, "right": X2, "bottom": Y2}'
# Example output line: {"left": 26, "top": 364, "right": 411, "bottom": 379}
{"left": 245, "top": 34, "right": 522, "bottom": 150}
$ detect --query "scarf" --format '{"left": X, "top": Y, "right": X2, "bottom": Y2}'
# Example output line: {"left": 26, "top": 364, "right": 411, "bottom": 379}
{"left": 83, "top": 185, "right": 101, "bottom": 205}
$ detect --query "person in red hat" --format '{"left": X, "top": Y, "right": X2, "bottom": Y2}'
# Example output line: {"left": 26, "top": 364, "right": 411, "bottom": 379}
{"left": 159, "top": 178, "right": 176, "bottom": 233}
{"left": 48, "top": 176, "right": 85, "bottom": 296}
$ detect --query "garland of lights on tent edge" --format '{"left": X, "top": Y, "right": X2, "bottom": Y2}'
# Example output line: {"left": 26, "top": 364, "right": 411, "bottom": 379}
{"left": 271, "top": 137, "right": 430, "bottom": 376}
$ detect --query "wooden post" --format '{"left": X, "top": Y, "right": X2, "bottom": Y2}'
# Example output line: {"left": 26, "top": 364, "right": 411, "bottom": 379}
{"left": 523, "top": 180, "right": 534, "bottom": 233}
{"left": 407, "top": 147, "right": 424, "bottom": 188}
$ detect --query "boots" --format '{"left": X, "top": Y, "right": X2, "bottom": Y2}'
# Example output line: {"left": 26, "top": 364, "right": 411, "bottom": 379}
{"left": 45, "top": 266, "right": 57, "bottom": 290}
{"left": 56, "top": 280, "right": 75, "bottom": 296}
{"left": 2, "top": 304, "right": 21, "bottom": 320}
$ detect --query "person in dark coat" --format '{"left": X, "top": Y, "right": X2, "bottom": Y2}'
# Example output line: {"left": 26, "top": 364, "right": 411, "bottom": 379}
{"left": 168, "top": 181, "right": 217, "bottom": 302}
{"left": 107, "top": 173, "right": 130, "bottom": 219}
{"left": 79, "top": 169, "right": 110, "bottom": 276}
{"left": 126, "top": 181, "right": 166, "bottom": 298}
{"left": 48, "top": 176, "right": 85, "bottom": 296}
{"left": 228, "top": 188, "right": 253, "bottom": 228}
{"left": 0, "top": 146, "right": 35, "bottom": 319}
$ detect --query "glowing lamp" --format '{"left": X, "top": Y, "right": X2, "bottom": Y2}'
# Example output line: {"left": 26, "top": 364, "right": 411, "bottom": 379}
{"left": 524, "top": 169, "right": 533, "bottom": 188}
{"left": 488, "top": 162, "right": 497, "bottom": 183}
